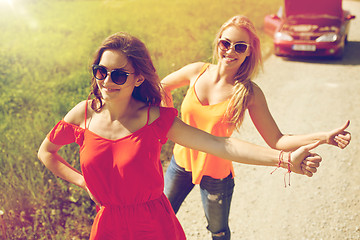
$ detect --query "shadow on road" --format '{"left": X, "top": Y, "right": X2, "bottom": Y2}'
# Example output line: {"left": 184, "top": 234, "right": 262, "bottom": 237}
{"left": 280, "top": 41, "right": 360, "bottom": 66}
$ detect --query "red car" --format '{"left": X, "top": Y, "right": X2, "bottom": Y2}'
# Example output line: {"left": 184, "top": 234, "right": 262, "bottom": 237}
{"left": 264, "top": 0, "right": 355, "bottom": 59}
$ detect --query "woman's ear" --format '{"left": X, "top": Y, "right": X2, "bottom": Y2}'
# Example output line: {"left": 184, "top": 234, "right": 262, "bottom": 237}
{"left": 246, "top": 46, "right": 251, "bottom": 57}
{"left": 135, "top": 75, "right": 145, "bottom": 87}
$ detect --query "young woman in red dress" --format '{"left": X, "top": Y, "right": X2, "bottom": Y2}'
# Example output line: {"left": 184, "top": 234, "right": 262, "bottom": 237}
{"left": 38, "top": 32, "right": 322, "bottom": 240}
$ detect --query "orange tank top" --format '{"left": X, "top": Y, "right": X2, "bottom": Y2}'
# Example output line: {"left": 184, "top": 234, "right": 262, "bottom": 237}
{"left": 173, "top": 63, "right": 235, "bottom": 184}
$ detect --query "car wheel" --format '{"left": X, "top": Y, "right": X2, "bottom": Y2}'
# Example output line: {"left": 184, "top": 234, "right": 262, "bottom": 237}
{"left": 334, "top": 46, "right": 344, "bottom": 59}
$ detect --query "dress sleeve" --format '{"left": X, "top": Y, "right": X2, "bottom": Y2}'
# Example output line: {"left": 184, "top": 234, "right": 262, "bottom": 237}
{"left": 47, "top": 120, "right": 84, "bottom": 146}
{"left": 151, "top": 107, "right": 178, "bottom": 144}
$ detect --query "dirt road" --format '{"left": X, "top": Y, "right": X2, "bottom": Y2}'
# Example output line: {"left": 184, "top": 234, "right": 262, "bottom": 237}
{"left": 176, "top": 1, "right": 360, "bottom": 239}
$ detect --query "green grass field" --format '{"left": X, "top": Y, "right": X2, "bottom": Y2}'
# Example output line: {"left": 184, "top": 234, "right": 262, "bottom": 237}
{"left": 0, "top": 0, "right": 281, "bottom": 238}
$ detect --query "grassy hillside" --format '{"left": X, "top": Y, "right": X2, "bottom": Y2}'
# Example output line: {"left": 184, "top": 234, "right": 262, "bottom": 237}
{"left": 0, "top": 0, "right": 281, "bottom": 238}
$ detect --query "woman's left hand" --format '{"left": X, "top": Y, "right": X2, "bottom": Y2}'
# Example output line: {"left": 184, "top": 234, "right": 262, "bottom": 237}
{"left": 326, "top": 120, "right": 351, "bottom": 149}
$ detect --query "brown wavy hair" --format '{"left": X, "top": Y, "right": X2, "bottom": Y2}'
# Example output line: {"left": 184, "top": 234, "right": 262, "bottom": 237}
{"left": 88, "top": 32, "right": 162, "bottom": 111}
{"left": 212, "top": 15, "right": 263, "bottom": 130}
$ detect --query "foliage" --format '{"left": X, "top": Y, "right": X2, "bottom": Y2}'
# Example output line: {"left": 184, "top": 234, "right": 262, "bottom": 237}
{"left": 0, "top": 0, "right": 281, "bottom": 238}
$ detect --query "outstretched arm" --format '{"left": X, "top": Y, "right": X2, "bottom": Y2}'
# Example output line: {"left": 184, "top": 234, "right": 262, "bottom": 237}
{"left": 248, "top": 85, "right": 351, "bottom": 151}
{"left": 167, "top": 117, "right": 321, "bottom": 177}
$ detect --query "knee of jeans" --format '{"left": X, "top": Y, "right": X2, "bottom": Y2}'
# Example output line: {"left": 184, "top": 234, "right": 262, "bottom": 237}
{"left": 207, "top": 193, "right": 223, "bottom": 204}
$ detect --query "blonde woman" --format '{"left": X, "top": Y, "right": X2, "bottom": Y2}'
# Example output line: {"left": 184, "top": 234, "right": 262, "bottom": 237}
{"left": 162, "top": 15, "right": 351, "bottom": 240}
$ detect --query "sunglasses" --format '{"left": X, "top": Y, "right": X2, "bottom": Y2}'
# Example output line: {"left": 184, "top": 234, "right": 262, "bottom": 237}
{"left": 218, "top": 39, "right": 250, "bottom": 54}
{"left": 92, "top": 64, "right": 134, "bottom": 85}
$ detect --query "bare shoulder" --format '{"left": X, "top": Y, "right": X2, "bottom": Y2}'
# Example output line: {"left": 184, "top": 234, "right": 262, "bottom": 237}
{"left": 146, "top": 105, "right": 180, "bottom": 125}
{"left": 147, "top": 105, "right": 161, "bottom": 125}
{"left": 161, "top": 62, "right": 210, "bottom": 90}
{"left": 184, "top": 62, "right": 207, "bottom": 71}
{"left": 185, "top": 62, "right": 212, "bottom": 85}
{"left": 249, "top": 83, "right": 267, "bottom": 106}
{"left": 252, "top": 83, "right": 263, "bottom": 94}
{"left": 184, "top": 62, "right": 209, "bottom": 76}
{"left": 175, "top": 62, "right": 208, "bottom": 78}
{"left": 63, "top": 100, "right": 90, "bottom": 126}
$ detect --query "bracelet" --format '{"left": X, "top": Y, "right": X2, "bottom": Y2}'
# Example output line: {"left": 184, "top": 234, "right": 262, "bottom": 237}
{"left": 285, "top": 152, "right": 292, "bottom": 187}
{"left": 270, "top": 150, "right": 292, "bottom": 187}
{"left": 270, "top": 150, "right": 283, "bottom": 174}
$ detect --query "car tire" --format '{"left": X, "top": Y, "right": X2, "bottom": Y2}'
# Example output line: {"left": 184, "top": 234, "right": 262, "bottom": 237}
{"left": 334, "top": 46, "right": 344, "bottom": 59}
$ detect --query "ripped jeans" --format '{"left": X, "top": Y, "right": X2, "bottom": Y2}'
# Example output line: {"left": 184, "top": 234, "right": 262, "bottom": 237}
{"left": 164, "top": 156, "right": 235, "bottom": 240}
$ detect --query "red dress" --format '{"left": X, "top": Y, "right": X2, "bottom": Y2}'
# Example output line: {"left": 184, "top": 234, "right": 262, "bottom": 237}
{"left": 47, "top": 105, "right": 186, "bottom": 240}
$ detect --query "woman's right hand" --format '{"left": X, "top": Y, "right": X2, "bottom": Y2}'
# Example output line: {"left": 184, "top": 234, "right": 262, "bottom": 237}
{"left": 289, "top": 141, "right": 322, "bottom": 177}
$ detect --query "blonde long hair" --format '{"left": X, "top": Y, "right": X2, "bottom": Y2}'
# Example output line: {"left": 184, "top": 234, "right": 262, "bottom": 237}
{"left": 212, "top": 15, "right": 263, "bottom": 130}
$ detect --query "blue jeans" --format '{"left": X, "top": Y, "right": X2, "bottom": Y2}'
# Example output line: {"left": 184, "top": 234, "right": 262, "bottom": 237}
{"left": 164, "top": 156, "right": 235, "bottom": 240}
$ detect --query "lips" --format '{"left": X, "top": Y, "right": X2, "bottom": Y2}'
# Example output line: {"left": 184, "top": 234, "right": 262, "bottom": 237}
{"left": 222, "top": 55, "right": 238, "bottom": 63}
{"left": 101, "top": 86, "right": 120, "bottom": 93}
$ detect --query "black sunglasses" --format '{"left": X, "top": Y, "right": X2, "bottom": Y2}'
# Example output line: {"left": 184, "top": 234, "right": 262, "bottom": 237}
{"left": 218, "top": 39, "right": 250, "bottom": 54}
{"left": 92, "top": 64, "right": 134, "bottom": 85}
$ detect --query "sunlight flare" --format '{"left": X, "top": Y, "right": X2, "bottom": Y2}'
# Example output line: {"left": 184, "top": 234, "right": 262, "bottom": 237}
{"left": 0, "top": 0, "right": 14, "bottom": 9}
